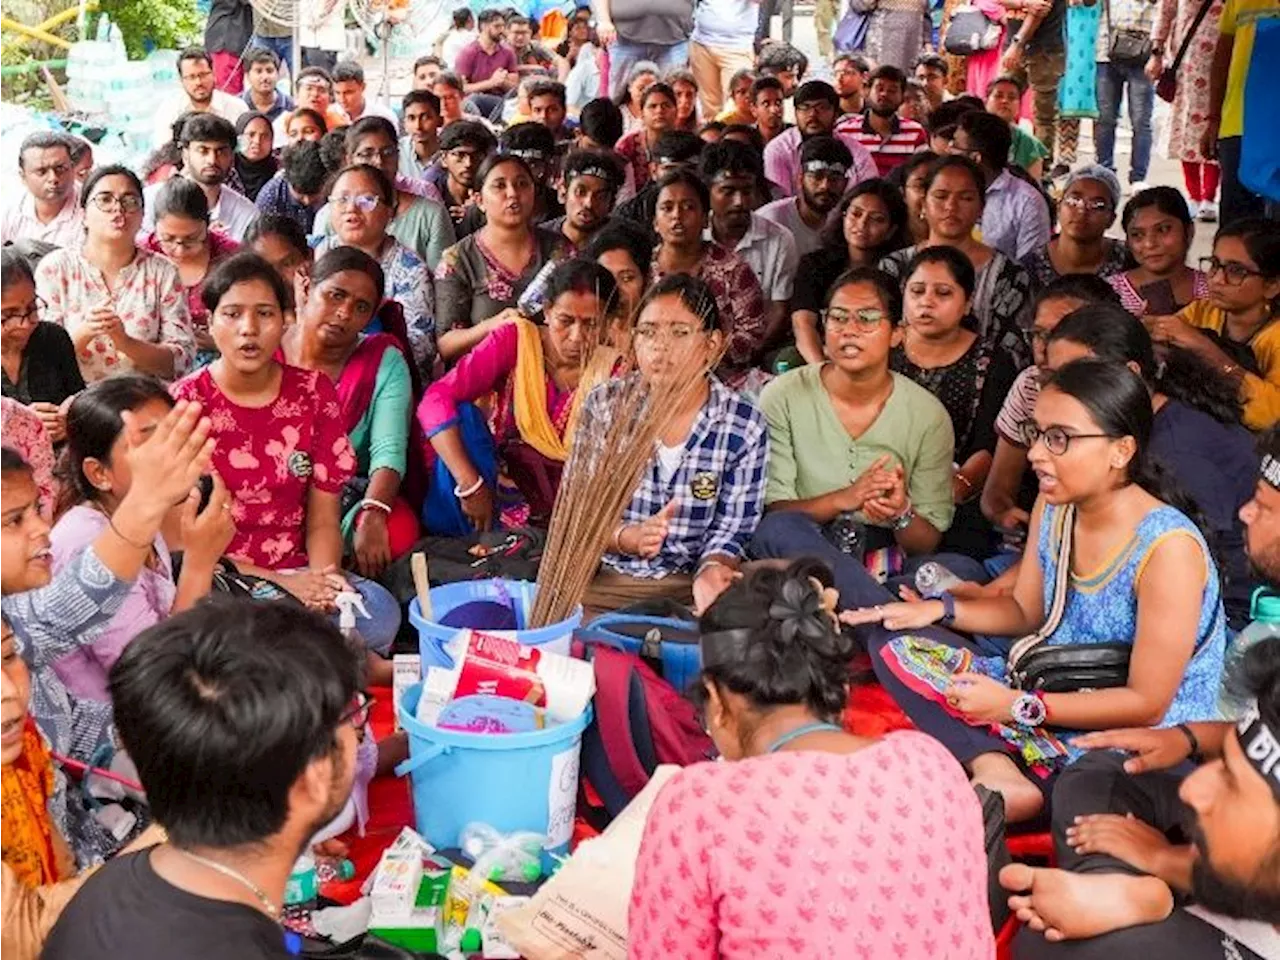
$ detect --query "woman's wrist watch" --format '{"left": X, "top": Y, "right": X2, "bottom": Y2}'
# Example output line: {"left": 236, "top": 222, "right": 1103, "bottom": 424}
{"left": 891, "top": 502, "right": 916, "bottom": 531}
{"left": 1011, "top": 690, "right": 1048, "bottom": 728}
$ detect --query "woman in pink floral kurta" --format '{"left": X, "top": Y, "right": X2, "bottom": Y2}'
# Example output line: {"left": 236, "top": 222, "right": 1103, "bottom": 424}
{"left": 1151, "top": 0, "right": 1225, "bottom": 213}
{"left": 34, "top": 167, "right": 194, "bottom": 383}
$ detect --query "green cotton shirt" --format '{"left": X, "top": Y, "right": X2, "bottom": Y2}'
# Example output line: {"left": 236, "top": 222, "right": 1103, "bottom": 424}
{"left": 759, "top": 366, "right": 957, "bottom": 533}
{"left": 1009, "top": 125, "right": 1050, "bottom": 174}
{"left": 340, "top": 345, "right": 413, "bottom": 543}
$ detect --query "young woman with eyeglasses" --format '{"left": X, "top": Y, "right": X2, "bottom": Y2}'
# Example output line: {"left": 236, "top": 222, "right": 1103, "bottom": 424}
{"left": 1, "top": 251, "right": 83, "bottom": 442}
{"left": 752, "top": 268, "right": 957, "bottom": 576}
{"left": 842, "top": 358, "right": 1227, "bottom": 823}
{"left": 35, "top": 166, "right": 195, "bottom": 384}
{"left": 1143, "top": 217, "right": 1280, "bottom": 431}
{"left": 141, "top": 178, "right": 239, "bottom": 369}
{"left": 1018, "top": 166, "right": 1131, "bottom": 288}
{"left": 1109, "top": 187, "right": 1208, "bottom": 317}
{"left": 315, "top": 164, "right": 436, "bottom": 378}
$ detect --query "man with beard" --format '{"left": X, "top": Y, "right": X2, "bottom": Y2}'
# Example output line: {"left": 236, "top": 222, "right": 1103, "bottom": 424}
{"left": 42, "top": 600, "right": 364, "bottom": 958}
{"left": 762, "top": 80, "right": 876, "bottom": 200}
{"left": 153, "top": 48, "right": 248, "bottom": 154}
{"left": 834, "top": 65, "right": 929, "bottom": 178}
{"left": 757, "top": 136, "right": 850, "bottom": 257}
{"left": 702, "top": 140, "right": 797, "bottom": 349}
{"left": 1, "top": 133, "right": 83, "bottom": 247}
{"left": 456, "top": 9, "right": 518, "bottom": 121}
{"left": 142, "top": 115, "right": 258, "bottom": 243}
{"left": 999, "top": 430, "right": 1280, "bottom": 960}
{"left": 833, "top": 54, "right": 869, "bottom": 117}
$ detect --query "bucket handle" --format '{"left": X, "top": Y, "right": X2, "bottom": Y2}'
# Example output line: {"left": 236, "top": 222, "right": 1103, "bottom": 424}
{"left": 394, "top": 743, "right": 449, "bottom": 778}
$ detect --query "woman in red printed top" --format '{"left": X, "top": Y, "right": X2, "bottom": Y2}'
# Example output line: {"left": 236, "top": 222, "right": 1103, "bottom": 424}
{"left": 169, "top": 252, "right": 401, "bottom": 667}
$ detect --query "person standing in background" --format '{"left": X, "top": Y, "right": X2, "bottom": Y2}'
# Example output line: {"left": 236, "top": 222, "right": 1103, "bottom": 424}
{"left": 204, "top": 0, "right": 254, "bottom": 95}
{"left": 249, "top": 5, "right": 294, "bottom": 83}
{"left": 299, "top": 0, "right": 346, "bottom": 72}
{"left": 814, "top": 0, "right": 839, "bottom": 59}
{"left": 456, "top": 9, "right": 518, "bottom": 121}
{"left": 1094, "top": 0, "right": 1159, "bottom": 193}
{"left": 593, "top": 0, "right": 696, "bottom": 97}
{"left": 690, "top": 0, "right": 759, "bottom": 119}
{"left": 862, "top": 0, "right": 934, "bottom": 72}
{"left": 1148, "top": 0, "right": 1225, "bottom": 222}
{"left": 1002, "top": 0, "right": 1068, "bottom": 156}
{"left": 439, "top": 8, "right": 478, "bottom": 71}
{"left": 1053, "top": 0, "right": 1104, "bottom": 171}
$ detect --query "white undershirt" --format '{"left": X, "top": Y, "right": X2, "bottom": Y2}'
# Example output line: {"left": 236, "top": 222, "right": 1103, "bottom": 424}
{"left": 656, "top": 443, "right": 683, "bottom": 487}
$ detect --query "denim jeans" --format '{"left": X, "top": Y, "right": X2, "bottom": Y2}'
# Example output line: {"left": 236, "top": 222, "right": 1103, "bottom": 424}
{"left": 250, "top": 35, "right": 294, "bottom": 75}
{"left": 1095, "top": 59, "right": 1155, "bottom": 183}
{"left": 607, "top": 39, "right": 692, "bottom": 98}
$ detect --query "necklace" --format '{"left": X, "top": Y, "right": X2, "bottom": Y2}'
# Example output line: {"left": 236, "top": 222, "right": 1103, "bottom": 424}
{"left": 765, "top": 721, "right": 843, "bottom": 754}
{"left": 176, "top": 848, "right": 281, "bottom": 921}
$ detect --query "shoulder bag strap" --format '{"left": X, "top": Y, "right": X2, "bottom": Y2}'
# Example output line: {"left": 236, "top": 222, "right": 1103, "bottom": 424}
{"left": 1008, "top": 503, "right": 1076, "bottom": 667}
{"left": 1168, "top": 0, "right": 1218, "bottom": 72}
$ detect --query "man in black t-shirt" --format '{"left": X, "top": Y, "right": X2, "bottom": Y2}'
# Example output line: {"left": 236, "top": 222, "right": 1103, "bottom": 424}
{"left": 1000, "top": 0, "right": 1067, "bottom": 157}
{"left": 43, "top": 600, "right": 364, "bottom": 960}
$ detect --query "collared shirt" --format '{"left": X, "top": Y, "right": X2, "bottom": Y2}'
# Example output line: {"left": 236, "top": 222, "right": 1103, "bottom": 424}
{"left": 979, "top": 169, "right": 1052, "bottom": 262}
{"left": 347, "top": 98, "right": 400, "bottom": 125}
{"left": 35, "top": 246, "right": 195, "bottom": 383}
{"left": 240, "top": 88, "right": 294, "bottom": 123}
{"left": 762, "top": 126, "right": 879, "bottom": 198}
{"left": 152, "top": 90, "right": 248, "bottom": 150}
{"left": 704, "top": 213, "right": 799, "bottom": 301}
{"left": 593, "top": 376, "right": 768, "bottom": 579}
{"left": 0, "top": 192, "right": 84, "bottom": 249}
{"left": 1096, "top": 0, "right": 1162, "bottom": 61}
{"left": 834, "top": 111, "right": 929, "bottom": 176}
{"left": 400, "top": 136, "right": 440, "bottom": 182}
{"left": 141, "top": 180, "right": 259, "bottom": 242}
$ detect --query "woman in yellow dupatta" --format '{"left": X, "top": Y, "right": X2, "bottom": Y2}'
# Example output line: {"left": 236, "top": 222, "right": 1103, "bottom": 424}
{"left": 418, "top": 259, "right": 621, "bottom": 532}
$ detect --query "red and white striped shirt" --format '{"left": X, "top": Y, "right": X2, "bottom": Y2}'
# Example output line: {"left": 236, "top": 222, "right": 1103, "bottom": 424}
{"left": 834, "top": 111, "right": 928, "bottom": 177}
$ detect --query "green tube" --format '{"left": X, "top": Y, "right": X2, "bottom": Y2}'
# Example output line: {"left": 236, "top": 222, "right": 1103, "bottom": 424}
{"left": 1, "top": 59, "right": 68, "bottom": 77}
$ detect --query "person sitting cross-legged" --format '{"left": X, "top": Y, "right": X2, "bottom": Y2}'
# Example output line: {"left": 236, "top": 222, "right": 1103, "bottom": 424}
{"left": 580, "top": 275, "right": 768, "bottom": 619}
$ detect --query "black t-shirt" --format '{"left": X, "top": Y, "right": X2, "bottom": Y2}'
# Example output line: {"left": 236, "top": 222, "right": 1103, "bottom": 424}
{"left": 1023, "top": 0, "right": 1066, "bottom": 54}
{"left": 43, "top": 849, "right": 296, "bottom": 960}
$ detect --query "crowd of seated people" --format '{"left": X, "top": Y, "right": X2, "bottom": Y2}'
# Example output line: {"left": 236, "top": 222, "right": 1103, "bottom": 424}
{"left": 3, "top": 22, "right": 1280, "bottom": 959}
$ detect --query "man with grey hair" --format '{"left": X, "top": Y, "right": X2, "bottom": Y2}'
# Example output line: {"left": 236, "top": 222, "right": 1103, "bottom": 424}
{"left": 1, "top": 133, "right": 83, "bottom": 248}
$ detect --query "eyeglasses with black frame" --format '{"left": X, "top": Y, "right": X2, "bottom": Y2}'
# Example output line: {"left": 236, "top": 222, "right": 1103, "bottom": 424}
{"left": 339, "top": 691, "right": 375, "bottom": 728}
{"left": 1019, "top": 421, "right": 1114, "bottom": 456}
{"left": 1199, "top": 256, "right": 1264, "bottom": 287}
{"left": 1, "top": 297, "right": 45, "bottom": 327}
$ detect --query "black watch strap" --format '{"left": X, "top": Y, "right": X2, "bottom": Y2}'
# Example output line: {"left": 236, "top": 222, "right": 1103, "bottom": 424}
{"left": 1177, "top": 722, "right": 1202, "bottom": 762}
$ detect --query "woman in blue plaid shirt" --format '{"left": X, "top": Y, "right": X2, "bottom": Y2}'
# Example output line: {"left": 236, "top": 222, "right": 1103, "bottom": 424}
{"left": 580, "top": 275, "right": 769, "bottom": 618}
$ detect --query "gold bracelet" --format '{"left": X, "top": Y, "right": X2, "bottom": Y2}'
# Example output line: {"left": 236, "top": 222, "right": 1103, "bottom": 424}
{"left": 108, "top": 514, "right": 152, "bottom": 551}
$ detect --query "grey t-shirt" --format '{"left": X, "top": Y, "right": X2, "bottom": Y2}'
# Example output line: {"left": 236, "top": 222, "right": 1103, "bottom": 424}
{"left": 610, "top": 0, "right": 696, "bottom": 45}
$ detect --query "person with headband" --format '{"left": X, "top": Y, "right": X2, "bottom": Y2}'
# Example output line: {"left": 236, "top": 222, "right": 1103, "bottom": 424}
{"left": 761, "top": 80, "right": 877, "bottom": 201}
{"left": 542, "top": 150, "right": 625, "bottom": 256}
{"left": 1001, "top": 450, "right": 1280, "bottom": 957}
{"left": 758, "top": 136, "right": 854, "bottom": 257}
{"left": 628, "top": 561, "right": 995, "bottom": 959}
{"left": 612, "top": 129, "right": 704, "bottom": 234}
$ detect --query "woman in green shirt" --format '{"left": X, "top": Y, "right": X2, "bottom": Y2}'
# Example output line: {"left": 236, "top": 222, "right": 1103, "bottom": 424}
{"left": 281, "top": 246, "right": 418, "bottom": 578}
{"left": 750, "top": 267, "right": 983, "bottom": 596}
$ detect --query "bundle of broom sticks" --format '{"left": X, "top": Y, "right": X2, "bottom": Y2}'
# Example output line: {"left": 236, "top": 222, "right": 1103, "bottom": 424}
{"left": 530, "top": 322, "right": 725, "bottom": 628}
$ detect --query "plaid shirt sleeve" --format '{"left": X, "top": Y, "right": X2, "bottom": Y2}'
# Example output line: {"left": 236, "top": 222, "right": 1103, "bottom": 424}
{"left": 699, "top": 397, "right": 768, "bottom": 564}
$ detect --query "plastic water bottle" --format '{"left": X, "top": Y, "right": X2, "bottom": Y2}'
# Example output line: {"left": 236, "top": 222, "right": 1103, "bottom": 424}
{"left": 828, "top": 512, "right": 866, "bottom": 560}
{"left": 1220, "top": 589, "right": 1280, "bottom": 718}
{"left": 914, "top": 561, "right": 965, "bottom": 599}
{"left": 283, "top": 853, "right": 318, "bottom": 933}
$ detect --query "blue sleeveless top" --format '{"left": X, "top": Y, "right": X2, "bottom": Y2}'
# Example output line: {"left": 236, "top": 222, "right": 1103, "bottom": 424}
{"left": 1035, "top": 502, "right": 1226, "bottom": 727}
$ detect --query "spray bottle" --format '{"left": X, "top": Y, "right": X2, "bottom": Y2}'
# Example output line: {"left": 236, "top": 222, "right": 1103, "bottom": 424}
{"left": 335, "top": 591, "right": 371, "bottom": 647}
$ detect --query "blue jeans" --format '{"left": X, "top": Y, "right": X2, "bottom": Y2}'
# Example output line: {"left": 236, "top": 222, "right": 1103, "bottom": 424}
{"left": 330, "top": 573, "right": 401, "bottom": 655}
{"left": 607, "top": 39, "right": 692, "bottom": 98}
{"left": 251, "top": 35, "right": 294, "bottom": 74}
{"left": 1095, "top": 60, "right": 1154, "bottom": 183}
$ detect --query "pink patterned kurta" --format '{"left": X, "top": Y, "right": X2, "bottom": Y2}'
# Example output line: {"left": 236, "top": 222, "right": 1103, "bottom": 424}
{"left": 628, "top": 731, "right": 996, "bottom": 960}
{"left": 1154, "top": 0, "right": 1225, "bottom": 164}
{"left": 171, "top": 364, "right": 356, "bottom": 570}
{"left": 34, "top": 247, "right": 195, "bottom": 383}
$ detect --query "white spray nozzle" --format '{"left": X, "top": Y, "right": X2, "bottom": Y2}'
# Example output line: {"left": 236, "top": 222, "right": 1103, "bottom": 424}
{"left": 335, "top": 591, "right": 370, "bottom": 631}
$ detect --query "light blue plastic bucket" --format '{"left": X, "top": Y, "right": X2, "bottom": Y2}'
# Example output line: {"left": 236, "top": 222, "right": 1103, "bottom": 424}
{"left": 407, "top": 579, "right": 582, "bottom": 669}
{"left": 395, "top": 682, "right": 592, "bottom": 862}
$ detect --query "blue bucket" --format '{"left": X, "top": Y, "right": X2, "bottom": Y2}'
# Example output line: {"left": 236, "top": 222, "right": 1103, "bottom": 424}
{"left": 395, "top": 682, "right": 592, "bottom": 860}
{"left": 408, "top": 579, "right": 582, "bottom": 669}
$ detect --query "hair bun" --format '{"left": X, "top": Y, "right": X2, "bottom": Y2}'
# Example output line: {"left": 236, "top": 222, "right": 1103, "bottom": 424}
{"left": 766, "top": 576, "right": 854, "bottom": 662}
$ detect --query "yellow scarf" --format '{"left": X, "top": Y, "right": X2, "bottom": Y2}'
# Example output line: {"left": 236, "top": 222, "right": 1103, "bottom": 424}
{"left": 1, "top": 719, "right": 59, "bottom": 888}
{"left": 513, "top": 319, "right": 584, "bottom": 462}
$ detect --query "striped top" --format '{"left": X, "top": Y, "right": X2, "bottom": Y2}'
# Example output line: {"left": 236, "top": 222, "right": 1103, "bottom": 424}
{"left": 994, "top": 366, "right": 1041, "bottom": 444}
{"left": 834, "top": 111, "right": 929, "bottom": 176}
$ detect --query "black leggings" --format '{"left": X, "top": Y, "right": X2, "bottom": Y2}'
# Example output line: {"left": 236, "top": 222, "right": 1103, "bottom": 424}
{"left": 1013, "top": 910, "right": 1265, "bottom": 960}
{"left": 749, "top": 510, "right": 1057, "bottom": 800}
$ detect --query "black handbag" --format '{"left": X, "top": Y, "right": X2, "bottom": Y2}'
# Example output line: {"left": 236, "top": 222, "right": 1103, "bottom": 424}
{"left": 1006, "top": 504, "right": 1132, "bottom": 693}
{"left": 1106, "top": 0, "right": 1155, "bottom": 64}
{"left": 944, "top": 5, "right": 1003, "bottom": 56}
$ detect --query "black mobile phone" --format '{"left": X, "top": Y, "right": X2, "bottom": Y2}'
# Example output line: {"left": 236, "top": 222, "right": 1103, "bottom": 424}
{"left": 196, "top": 475, "right": 214, "bottom": 513}
{"left": 1137, "top": 279, "right": 1178, "bottom": 317}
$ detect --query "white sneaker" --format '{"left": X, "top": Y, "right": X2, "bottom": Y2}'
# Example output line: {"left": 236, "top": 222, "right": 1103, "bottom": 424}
{"left": 1186, "top": 199, "right": 1201, "bottom": 219}
{"left": 1199, "top": 200, "right": 1219, "bottom": 222}
{"left": 1130, "top": 180, "right": 1151, "bottom": 194}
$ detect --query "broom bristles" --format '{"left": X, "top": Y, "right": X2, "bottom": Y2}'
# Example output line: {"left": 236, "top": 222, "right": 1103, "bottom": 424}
{"left": 531, "top": 320, "right": 726, "bottom": 628}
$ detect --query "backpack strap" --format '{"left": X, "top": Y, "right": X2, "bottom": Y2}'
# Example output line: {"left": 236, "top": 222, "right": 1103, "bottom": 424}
{"left": 590, "top": 646, "right": 651, "bottom": 798}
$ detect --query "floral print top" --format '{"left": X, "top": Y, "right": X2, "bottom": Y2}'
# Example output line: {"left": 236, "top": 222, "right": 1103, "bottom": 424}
{"left": 140, "top": 229, "right": 239, "bottom": 348}
{"left": 35, "top": 247, "right": 195, "bottom": 383}
{"left": 651, "top": 242, "right": 767, "bottom": 379}
{"left": 170, "top": 364, "right": 356, "bottom": 570}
